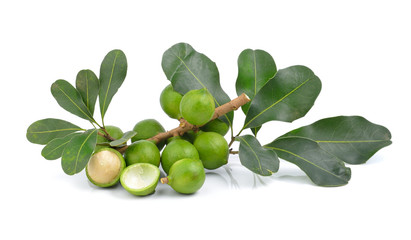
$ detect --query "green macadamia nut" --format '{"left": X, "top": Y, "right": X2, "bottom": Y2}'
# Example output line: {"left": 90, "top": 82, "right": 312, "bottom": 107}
{"left": 95, "top": 125, "right": 124, "bottom": 151}
{"left": 182, "top": 130, "right": 199, "bottom": 143}
{"left": 180, "top": 88, "right": 215, "bottom": 126}
{"left": 166, "top": 135, "right": 183, "bottom": 145}
{"left": 160, "top": 84, "right": 183, "bottom": 119}
{"left": 120, "top": 163, "right": 160, "bottom": 196}
{"left": 161, "top": 158, "right": 205, "bottom": 194}
{"left": 194, "top": 131, "right": 228, "bottom": 170}
{"left": 124, "top": 140, "right": 161, "bottom": 167}
{"left": 161, "top": 139, "right": 199, "bottom": 174}
{"left": 131, "top": 119, "right": 166, "bottom": 150}
{"left": 200, "top": 118, "right": 229, "bottom": 136}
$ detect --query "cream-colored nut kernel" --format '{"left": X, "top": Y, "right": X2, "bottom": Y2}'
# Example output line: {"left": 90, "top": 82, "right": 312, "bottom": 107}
{"left": 87, "top": 150, "right": 121, "bottom": 184}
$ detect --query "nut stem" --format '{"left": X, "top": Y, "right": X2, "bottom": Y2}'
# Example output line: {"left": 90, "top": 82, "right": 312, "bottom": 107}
{"left": 160, "top": 177, "right": 169, "bottom": 184}
{"left": 97, "top": 129, "right": 116, "bottom": 141}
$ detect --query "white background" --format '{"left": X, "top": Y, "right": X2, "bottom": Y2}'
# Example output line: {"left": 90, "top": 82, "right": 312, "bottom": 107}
{"left": 1, "top": 0, "right": 410, "bottom": 239}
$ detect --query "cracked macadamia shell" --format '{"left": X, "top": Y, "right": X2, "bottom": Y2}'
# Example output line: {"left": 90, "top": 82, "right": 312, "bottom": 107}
{"left": 86, "top": 148, "right": 125, "bottom": 187}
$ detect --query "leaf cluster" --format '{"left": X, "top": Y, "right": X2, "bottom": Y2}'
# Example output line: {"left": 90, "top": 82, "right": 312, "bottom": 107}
{"left": 162, "top": 43, "right": 392, "bottom": 187}
{"left": 26, "top": 43, "right": 392, "bottom": 188}
{"left": 27, "top": 50, "right": 129, "bottom": 175}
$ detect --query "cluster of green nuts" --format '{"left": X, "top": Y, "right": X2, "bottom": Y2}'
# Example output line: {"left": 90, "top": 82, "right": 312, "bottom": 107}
{"left": 85, "top": 85, "right": 229, "bottom": 196}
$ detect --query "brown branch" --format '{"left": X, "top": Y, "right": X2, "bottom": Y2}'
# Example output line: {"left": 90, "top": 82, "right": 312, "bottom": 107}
{"left": 148, "top": 93, "right": 250, "bottom": 144}
{"left": 97, "top": 130, "right": 115, "bottom": 141}
{"left": 228, "top": 136, "right": 236, "bottom": 148}
{"left": 117, "top": 93, "right": 250, "bottom": 154}
{"left": 116, "top": 145, "right": 129, "bottom": 153}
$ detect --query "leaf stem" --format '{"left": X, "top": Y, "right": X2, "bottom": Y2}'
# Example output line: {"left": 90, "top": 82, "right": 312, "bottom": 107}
{"left": 237, "top": 127, "right": 245, "bottom": 138}
{"left": 102, "top": 119, "right": 105, "bottom": 129}
{"left": 90, "top": 122, "right": 98, "bottom": 129}
{"left": 228, "top": 137, "right": 236, "bottom": 148}
{"left": 230, "top": 122, "right": 234, "bottom": 140}
{"left": 97, "top": 128, "right": 116, "bottom": 141}
{"left": 229, "top": 149, "right": 239, "bottom": 155}
{"left": 92, "top": 120, "right": 103, "bottom": 129}
{"left": 228, "top": 126, "right": 246, "bottom": 148}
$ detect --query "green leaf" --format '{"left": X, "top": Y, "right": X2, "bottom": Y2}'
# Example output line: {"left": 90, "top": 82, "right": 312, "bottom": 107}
{"left": 51, "top": 79, "right": 95, "bottom": 122}
{"left": 76, "top": 69, "right": 99, "bottom": 116}
{"left": 279, "top": 116, "right": 392, "bottom": 164}
{"left": 99, "top": 49, "right": 127, "bottom": 122}
{"left": 265, "top": 137, "right": 351, "bottom": 187}
{"left": 236, "top": 49, "right": 277, "bottom": 114}
{"left": 61, "top": 129, "right": 98, "bottom": 175}
{"left": 236, "top": 135, "right": 279, "bottom": 176}
{"left": 251, "top": 126, "right": 261, "bottom": 137}
{"left": 109, "top": 130, "right": 137, "bottom": 147}
{"left": 41, "top": 133, "right": 82, "bottom": 160}
{"left": 244, "top": 65, "right": 321, "bottom": 129}
{"left": 26, "top": 118, "right": 84, "bottom": 145}
{"left": 161, "top": 42, "right": 233, "bottom": 127}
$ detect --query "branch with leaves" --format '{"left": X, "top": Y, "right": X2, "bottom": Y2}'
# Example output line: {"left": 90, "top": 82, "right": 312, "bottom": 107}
{"left": 150, "top": 93, "right": 250, "bottom": 143}
{"left": 27, "top": 43, "right": 392, "bottom": 189}
{"left": 114, "top": 93, "right": 250, "bottom": 154}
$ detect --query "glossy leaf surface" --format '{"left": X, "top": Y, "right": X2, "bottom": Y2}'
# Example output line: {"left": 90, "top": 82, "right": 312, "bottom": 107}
{"left": 244, "top": 65, "right": 321, "bottom": 129}
{"left": 110, "top": 131, "right": 137, "bottom": 147}
{"left": 51, "top": 79, "right": 95, "bottom": 122}
{"left": 266, "top": 137, "right": 351, "bottom": 186}
{"left": 61, "top": 129, "right": 98, "bottom": 175}
{"left": 251, "top": 126, "right": 261, "bottom": 137}
{"left": 99, "top": 49, "right": 127, "bottom": 121}
{"left": 26, "top": 118, "right": 83, "bottom": 145}
{"left": 280, "top": 116, "right": 392, "bottom": 164}
{"left": 41, "top": 133, "right": 82, "bottom": 160}
{"left": 162, "top": 43, "right": 233, "bottom": 126}
{"left": 236, "top": 135, "right": 279, "bottom": 176}
{"left": 76, "top": 69, "right": 99, "bottom": 116}
{"left": 236, "top": 49, "right": 277, "bottom": 114}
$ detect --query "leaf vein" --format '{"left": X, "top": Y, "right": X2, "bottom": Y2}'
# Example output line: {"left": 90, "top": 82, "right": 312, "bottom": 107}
{"left": 102, "top": 51, "right": 119, "bottom": 117}
{"left": 266, "top": 146, "right": 347, "bottom": 182}
{"left": 238, "top": 136, "right": 263, "bottom": 174}
{"left": 29, "top": 128, "right": 83, "bottom": 134}
{"left": 316, "top": 140, "right": 388, "bottom": 143}
{"left": 73, "top": 129, "right": 96, "bottom": 174}
{"left": 245, "top": 77, "right": 312, "bottom": 128}
{"left": 46, "top": 139, "right": 72, "bottom": 155}
{"left": 86, "top": 70, "right": 90, "bottom": 108}
{"left": 172, "top": 53, "right": 233, "bottom": 127}
{"left": 57, "top": 86, "right": 94, "bottom": 122}
{"left": 253, "top": 51, "right": 257, "bottom": 96}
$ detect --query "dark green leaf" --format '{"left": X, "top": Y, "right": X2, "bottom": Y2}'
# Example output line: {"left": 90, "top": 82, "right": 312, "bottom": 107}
{"left": 161, "top": 42, "right": 233, "bottom": 127}
{"left": 51, "top": 79, "right": 95, "bottom": 122}
{"left": 26, "top": 118, "right": 84, "bottom": 145}
{"left": 236, "top": 49, "right": 277, "bottom": 114}
{"left": 96, "top": 142, "right": 111, "bottom": 148}
{"left": 76, "top": 69, "right": 99, "bottom": 116}
{"left": 244, "top": 65, "right": 321, "bottom": 129}
{"left": 236, "top": 135, "right": 279, "bottom": 176}
{"left": 61, "top": 129, "right": 98, "bottom": 175}
{"left": 99, "top": 49, "right": 127, "bottom": 121}
{"left": 109, "top": 130, "right": 137, "bottom": 147}
{"left": 265, "top": 137, "right": 351, "bottom": 187}
{"left": 251, "top": 126, "right": 261, "bottom": 137}
{"left": 41, "top": 133, "right": 82, "bottom": 160}
{"left": 280, "top": 116, "right": 392, "bottom": 164}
